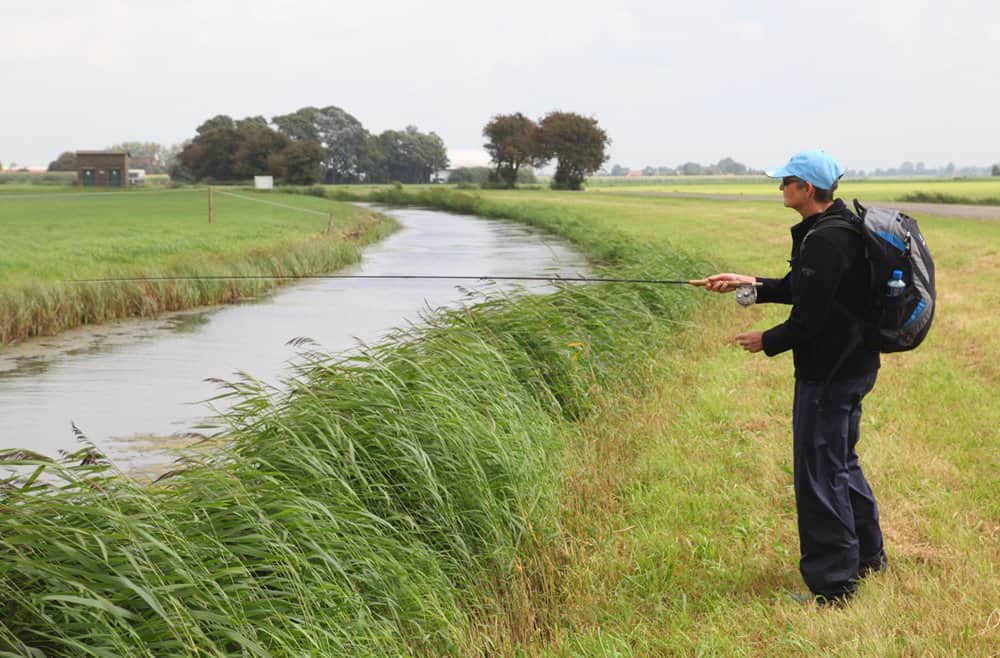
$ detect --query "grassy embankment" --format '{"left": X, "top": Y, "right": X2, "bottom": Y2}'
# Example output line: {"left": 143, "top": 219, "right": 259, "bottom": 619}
{"left": 391, "top": 188, "right": 995, "bottom": 656}
{"left": 0, "top": 188, "right": 395, "bottom": 345}
{"left": 0, "top": 188, "right": 707, "bottom": 654}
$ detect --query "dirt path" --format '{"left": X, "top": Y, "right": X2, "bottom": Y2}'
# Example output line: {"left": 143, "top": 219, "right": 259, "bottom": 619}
{"left": 601, "top": 191, "right": 1000, "bottom": 221}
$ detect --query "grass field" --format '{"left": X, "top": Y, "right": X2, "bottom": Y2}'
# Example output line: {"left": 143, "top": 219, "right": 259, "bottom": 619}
{"left": 581, "top": 175, "right": 1000, "bottom": 203}
{"left": 0, "top": 184, "right": 996, "bottom": 655}
{"left": 0, "top": 187, "right": 396, "bottom": 344}
{"left": 378, "top": 188, "right": 998, "bottom": 656}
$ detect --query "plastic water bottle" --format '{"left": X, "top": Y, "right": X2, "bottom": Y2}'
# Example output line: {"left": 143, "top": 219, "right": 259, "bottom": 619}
{"left": 887, "top": 269, "right": 906, "bottom": 297}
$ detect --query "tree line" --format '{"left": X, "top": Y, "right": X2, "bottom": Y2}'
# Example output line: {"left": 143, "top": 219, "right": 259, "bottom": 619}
{"left": 172, "top": 107, "right": 448, "bottom": 185}
{"left": 603, "top": 157, "right": 755, "bottom": 177}
{"left": 482, "top": 111, "right": 610, "bottom": 190}
{"left": 44, "top": 108, "right": 449, "bottom": 185}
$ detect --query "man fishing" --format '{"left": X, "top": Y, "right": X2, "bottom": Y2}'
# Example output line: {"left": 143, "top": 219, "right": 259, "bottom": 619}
{"left": 703, "top": 149, "right": 887, "bottom": 606}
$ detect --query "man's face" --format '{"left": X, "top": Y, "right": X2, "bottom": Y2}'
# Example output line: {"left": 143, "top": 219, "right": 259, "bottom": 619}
{"left": 779, "top": 176, "right": 812, "bottom": 210}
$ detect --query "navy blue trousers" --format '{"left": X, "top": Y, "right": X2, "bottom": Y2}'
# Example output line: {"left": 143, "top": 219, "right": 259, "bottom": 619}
{"left": 793, "top": 372, "right": 886, "bottom": 598}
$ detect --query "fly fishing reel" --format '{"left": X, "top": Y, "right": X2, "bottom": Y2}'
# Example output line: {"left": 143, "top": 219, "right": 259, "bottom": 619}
{"left": 734, "top": 285, "right": 757, "bottom": 307}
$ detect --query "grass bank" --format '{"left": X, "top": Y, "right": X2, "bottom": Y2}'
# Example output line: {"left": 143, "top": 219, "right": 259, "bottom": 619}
{"left": 280, "top": 185, "right": 998, "bottom": 653}
{"left": 0, "top": 189, "right": 394, "bottom": 345}
{"left": 0, "top": 191, "right": 709, "bottom": 654}
{"left": 429, "top": 189, "right": 996, "bottom": 655}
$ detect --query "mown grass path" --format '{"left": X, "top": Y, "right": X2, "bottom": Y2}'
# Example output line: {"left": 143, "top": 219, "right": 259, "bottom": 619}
{"left": 437, "top": 190, "right": 998, "bottom": 656}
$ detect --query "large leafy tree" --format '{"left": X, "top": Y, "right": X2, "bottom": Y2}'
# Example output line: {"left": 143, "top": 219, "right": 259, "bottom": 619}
{"left": 372, "top": 126, "right": 449, "bottom": 184}
{"left": 272, "top": 106, "right": 373, "bottom": 183}
{"left": 178, "top": 115, "right": 240, "bottom": 181}
{"left": 482, "top": 113, "right": 546, "bottom": 188}
{"left": 232, "top": 124, "right": 291, "bottom": 180}
{"left": 538, "top": 111, "right": 610, "bottom": 190}
{"left": 178, "top": 115, "right": 309, "bottom": 182}
{"left": 268, "top": 141, "right": 325, "bottom": 185}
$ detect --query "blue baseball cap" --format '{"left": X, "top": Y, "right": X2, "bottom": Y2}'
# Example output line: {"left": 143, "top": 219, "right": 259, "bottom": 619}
{"left": 765, "top": 149, "right": 844, "bottom": 190}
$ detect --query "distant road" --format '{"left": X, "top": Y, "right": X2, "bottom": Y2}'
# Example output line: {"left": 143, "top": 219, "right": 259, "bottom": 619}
{"left": 601, "top": 191, "right": 1000, "bottom": 221}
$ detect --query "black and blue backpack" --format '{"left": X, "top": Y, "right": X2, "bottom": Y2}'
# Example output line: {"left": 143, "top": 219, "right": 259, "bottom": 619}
{"left": 815, "top": 200, "right": 936, "bottom": 353}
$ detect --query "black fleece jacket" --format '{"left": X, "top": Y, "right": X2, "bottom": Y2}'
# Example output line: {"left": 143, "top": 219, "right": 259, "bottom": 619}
{"left": 756, "top": 199, "right": 880, "bottom": 382}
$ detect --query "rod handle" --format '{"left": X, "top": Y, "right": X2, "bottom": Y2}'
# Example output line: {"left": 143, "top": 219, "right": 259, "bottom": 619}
{"left": 688, "top": 279, "right": 761, "bottom": 289}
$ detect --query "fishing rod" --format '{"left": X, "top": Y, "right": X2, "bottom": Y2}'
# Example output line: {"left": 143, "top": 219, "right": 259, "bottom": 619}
{"left": 67, "top": 274, "right": 761, "bottom": 304}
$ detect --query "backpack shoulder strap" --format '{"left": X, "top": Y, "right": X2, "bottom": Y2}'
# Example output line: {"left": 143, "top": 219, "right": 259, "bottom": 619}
{"left": 803, "top": 214, "right": 863, "bottom": 253}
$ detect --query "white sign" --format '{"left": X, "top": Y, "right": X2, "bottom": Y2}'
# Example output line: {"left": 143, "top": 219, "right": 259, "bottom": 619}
{"left": 254, "top": 175, "right": 274, "bottom": 190}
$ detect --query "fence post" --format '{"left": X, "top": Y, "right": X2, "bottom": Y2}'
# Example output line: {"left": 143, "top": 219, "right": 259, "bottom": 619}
{"left": 208, "top": 186, "right": 213, "bottom": 224}
{"left": 326, "top": 212, "right": 333, "bottom": 236}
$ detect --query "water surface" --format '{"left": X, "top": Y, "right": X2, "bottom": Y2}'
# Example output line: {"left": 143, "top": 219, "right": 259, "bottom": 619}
{"left": 0, "top": 206, "right": 588, "bottom": 470}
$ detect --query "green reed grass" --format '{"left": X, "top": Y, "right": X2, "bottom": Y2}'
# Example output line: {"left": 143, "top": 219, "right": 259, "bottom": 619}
{"left": 0, "top": 191, "right": 706, "bottom": 655}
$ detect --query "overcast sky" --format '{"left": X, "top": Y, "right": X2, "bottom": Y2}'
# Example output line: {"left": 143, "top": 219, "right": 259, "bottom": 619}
{"left": 2, "top": 0, "right": 998, "bottom": 171}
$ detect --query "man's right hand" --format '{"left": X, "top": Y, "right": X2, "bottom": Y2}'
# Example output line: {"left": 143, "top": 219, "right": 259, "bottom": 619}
{"left": 702, "top": 273, "right": 757, "bottom": 292}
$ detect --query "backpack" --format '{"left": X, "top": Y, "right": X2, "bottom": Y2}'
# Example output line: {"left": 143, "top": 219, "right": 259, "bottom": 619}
{"left": 814, "top": 199, "right": 936, "bottom": 353}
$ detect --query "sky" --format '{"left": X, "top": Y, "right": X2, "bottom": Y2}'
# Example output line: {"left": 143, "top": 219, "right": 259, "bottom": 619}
{"left": 2, "top": 0, "right": 999, "bottom": 172}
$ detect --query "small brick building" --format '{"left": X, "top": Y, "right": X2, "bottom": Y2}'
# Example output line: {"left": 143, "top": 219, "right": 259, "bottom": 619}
{"left": 76, "top": 151, "right": 130, "bottom": 188}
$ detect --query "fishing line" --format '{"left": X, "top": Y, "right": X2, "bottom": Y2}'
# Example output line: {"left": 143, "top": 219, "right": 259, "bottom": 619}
{"left": 66, "top": 273, "right": 760, "bottom": 302}
{"left": 68, "top": 274, "right": 754, "bottom": 285}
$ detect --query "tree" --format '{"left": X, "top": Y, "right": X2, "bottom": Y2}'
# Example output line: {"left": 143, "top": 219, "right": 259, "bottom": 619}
{"left": 715, "top": 157, "right": 748, "bottom": 175}
{"left": 448, "top": 166, "right": 492, "bottom": 184}
{"left": 48, "top": 151, "right": 77, "bottom": 171}
{"left": 992, "top": 164, "right": 1000, "bottom": 177}
{"left": 272, "top": 106, "right": 373, "bottom": 183}
{"left": 372, "top": 126, "right": 448, "bottom": 184}
{"left": 196, "top": 115, "right": 237, "bottom": 135}
{"left": 179, "top": 116, "right": 240, "bottom": 181}
{"left": 236, "top": 116, "right": 270, "bottom": 131}
{"left": 268, "top": 141, "right": 325, "bottom": 184}
{"left": 610, "top": 164, "right": 627, "bottom": 176}
{"left": 232, "top": 124, "right": 291, "bottom": 180}
{"left": 107, "top": 142, "right": 169, "bottom": 173}
{"left": 179, "top": 115, "right": 301, "bottom": 182}
{"left": 482, "top": 113, "right": 546, "bottom": 188}
{"left": 537, "top": 111, "right": 610, "bottom": 190}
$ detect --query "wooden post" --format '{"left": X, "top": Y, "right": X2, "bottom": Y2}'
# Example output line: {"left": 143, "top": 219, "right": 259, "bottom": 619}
{"left": 208, "top": 187, "right": 213, "bottom": 224}
{"left": 326, "top": 212, "right": 333, "bottom": 236}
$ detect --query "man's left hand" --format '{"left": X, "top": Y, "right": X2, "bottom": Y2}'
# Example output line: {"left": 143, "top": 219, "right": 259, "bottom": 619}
{"left": 735, "top": 331, "right": 764, "bottom": 353}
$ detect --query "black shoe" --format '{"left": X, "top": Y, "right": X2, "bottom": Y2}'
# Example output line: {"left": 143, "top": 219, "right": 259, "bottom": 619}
{"left": 788, "top": 591, "right": 853, "bottom": 607}
{"left": 860, "top": 553, "right": 888, "bottom": 579}
{"left": 816, "top": 592, "right": 853, "bottom": 608}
